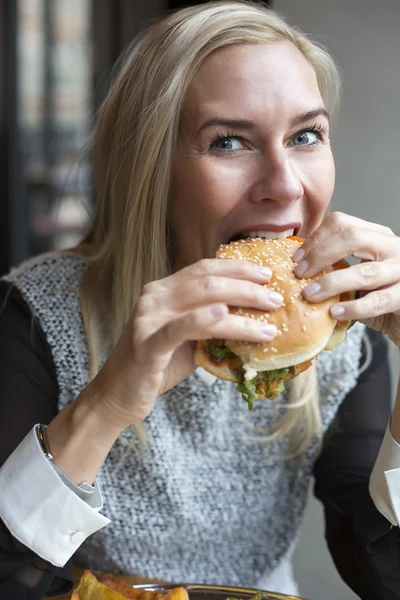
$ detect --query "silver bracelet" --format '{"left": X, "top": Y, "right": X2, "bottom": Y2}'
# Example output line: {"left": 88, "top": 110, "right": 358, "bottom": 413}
{"left": 36, "top": 423, "right": 53, "bottom": 460}
{"left": 35, "top": 423, "right": 95, "bottom": 491}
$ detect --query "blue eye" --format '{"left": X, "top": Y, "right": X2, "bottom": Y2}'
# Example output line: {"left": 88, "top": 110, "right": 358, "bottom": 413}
{"left": 292, "top": 130, "right": 319, "bottom": 146}
{"left": 211, "top": 136, "right": 244, "bottom": 152}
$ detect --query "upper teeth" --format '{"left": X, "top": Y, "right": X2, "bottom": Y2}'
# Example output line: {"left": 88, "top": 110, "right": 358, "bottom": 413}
{"left": 242, "top": 229, "right": 294, "bottom": 239}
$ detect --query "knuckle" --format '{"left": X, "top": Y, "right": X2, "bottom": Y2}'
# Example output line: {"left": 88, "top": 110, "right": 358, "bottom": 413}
{"left": 325, "top": 271, "right": 339, "bottom": 288}
{"left": 185, "top": 309, "right": 203, "bottom": 330}
{"left": 134, "top": 296, "right": 149, "bottom": 318}
{"left": 370, "top": 291, "right": 390, "bottom": 313}
{"left": 309, "top": 228, "right": 324, "bottom": 249}
{"left": 142, "top": 281, "right": 157, "bottom": 295}
{"left": 330, "top": 211, "right": 346, "bottom": 229}
{"left": 246, "top": 316, "right": 260, "bottom": 331}
{"left": 347, "top": 228, "right": 363, "bottom": 245}
{"left": 359, "top": 261, "right": 379, "bottom": 283}
{"left": 202, "top": 275, "right": 221, "bottom": 294}
{"left": 238, "top": 316, "right": 258, "bottom": 334}
{"left": 193, "top": 258, "right": 213, "bottom": 277}
{"left": 383, "top": 225, "right": 394, "bottom": 236}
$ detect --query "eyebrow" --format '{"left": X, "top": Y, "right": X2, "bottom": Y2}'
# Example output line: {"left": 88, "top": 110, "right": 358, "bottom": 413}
{"left": 196, "top": 108, "right": 330, "bottom": 137}
{"left": 196, "top": 118, "right": 255, "bottom": 137}
{"left": 290, "top": 108, "right": 330, "bottom": 127}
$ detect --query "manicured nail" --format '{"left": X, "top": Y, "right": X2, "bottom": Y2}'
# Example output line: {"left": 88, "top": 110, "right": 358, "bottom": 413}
{"left": 304, "top": 282, "right": 321, "bottom": 297}
{"left": 258, "top": 266, "right": 272, "bottom": 278}
{"left": 294, "top": 260, "right": 309, "bottom": 277}
{"left": 292, "top": 249, "right": 305, "bottom": 262}
{"left": 331, "top": 304, "right": 346, "bottom": 318}
{"left": 260, "top": 323, "right": 277, "bottom": 337}
{"left": 268, "top": 291, "right": 284, "bottom": 305}
{"left": 210, "top": 304, "right": 228, "bottom": 318}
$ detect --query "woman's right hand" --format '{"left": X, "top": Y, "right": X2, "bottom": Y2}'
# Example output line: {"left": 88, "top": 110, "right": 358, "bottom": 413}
{"left": 90, "top": 258, "right": 282, "bottom": 429}
{"left": 47, "top": 258, "right": 281, "bottom": 485}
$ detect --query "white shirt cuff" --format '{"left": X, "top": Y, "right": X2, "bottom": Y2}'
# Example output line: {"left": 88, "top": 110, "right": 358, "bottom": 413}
{"left": 0, "top": 426, "right": 110, "bottom": 567}
{"left": 51, "top": 462, "right": 101, "bottom": 508}
{"left": 369, "top": 421, "right": 400, "bottom": 526}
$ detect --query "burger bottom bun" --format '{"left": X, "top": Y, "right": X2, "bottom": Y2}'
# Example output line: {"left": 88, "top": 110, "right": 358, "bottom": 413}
{"left": 194, "top": 341, "right": 240, "bottom": 383}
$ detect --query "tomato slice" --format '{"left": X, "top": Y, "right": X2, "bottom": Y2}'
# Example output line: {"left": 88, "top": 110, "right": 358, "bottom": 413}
{"left": 287, "top": 235, "right": 306, "bottom": 243}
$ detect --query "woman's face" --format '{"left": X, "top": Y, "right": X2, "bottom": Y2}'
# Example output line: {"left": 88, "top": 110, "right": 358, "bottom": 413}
{"left": 170, "top": 42, "right": 335, "bottom": 271}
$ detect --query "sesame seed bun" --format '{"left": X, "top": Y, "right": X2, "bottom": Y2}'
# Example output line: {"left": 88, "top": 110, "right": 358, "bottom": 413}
{"left": 195, "top": 237, "right": 352, "bottom": 382}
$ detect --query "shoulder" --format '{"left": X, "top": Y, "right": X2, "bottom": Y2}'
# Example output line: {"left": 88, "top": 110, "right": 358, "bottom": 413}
{"left": 2, "top": 253, "right": 92, "bottom": 401}
{"left": 2, "top": 251, "right": 88, "bottom": 293}
{"left": 1, "top": 252, "right": 89, "bottom": 333}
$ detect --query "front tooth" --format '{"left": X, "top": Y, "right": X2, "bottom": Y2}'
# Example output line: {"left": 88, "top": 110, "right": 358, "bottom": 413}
{"left": 245, "top": 229, "right": 294, "bottom": 239}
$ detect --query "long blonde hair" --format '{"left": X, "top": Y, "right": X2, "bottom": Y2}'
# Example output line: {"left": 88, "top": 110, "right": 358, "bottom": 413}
{"left": 73, "top": 0, "right": 342, "bottom": 454}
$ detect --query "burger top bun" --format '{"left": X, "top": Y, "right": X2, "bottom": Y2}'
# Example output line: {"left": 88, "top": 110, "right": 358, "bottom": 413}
{"left": 217, "top": 237, "right": 342, "bottom": 371}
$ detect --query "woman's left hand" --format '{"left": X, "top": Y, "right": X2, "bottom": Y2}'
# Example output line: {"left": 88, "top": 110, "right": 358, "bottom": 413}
{"left": 292, "top": 211, "right": 400, "bottom": 347}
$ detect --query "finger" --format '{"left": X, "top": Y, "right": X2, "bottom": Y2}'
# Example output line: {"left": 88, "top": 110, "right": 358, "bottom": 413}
{"left": 139, "top": 304, "right": 278, "bottom": 372}
{"left": 294, "top": 228, "right": 399, "bottom": 279}
{"left": 329, "top": 281, "right": 400, "bottom": 322}
{"left": 303, "top": 259, "right": 400, "bottom": 303}
{"left": 292, "top": 211, "right": 395, "bottom": 264}
{"left": 139, "top": 275, "right": 284, "bottom": 317}
{"left": 143, "top": 258, "right": 273, "bottom": 294}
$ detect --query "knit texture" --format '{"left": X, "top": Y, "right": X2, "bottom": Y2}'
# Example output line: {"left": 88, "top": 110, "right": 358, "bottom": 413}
{"left": 4, "top": 253, "right": 365, "bottom": 589}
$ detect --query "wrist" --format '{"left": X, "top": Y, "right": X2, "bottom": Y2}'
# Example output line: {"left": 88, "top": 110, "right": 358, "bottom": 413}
{"left": 47, "top": 390, "right": 122, "bottom": 485}
{"left": 88, "top": 363, "right": 153, "bottom": 428}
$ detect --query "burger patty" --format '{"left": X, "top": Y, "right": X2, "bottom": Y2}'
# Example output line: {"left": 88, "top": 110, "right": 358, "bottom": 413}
{"left": 204, "top": 341, "right": 313, "bottom": 409}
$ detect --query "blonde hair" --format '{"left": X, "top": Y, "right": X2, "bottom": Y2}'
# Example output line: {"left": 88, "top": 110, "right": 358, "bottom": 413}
{"left": 73, "top": 0, "right": 342, "bottom": 454}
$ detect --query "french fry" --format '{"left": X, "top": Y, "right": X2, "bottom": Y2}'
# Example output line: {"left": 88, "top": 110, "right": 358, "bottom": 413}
{"left": 70, "top": 569, "right": 189, "bottom": 600}
{"left": 94, "top": 572, "right": 149, "bottom": 599}
{"left": 73, "top": 570, "right": 129, "bottom": 599}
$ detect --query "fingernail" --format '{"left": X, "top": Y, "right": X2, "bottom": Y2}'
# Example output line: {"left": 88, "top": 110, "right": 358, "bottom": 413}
{"left": 210, "top": 304, "right": 228, "bottom": 318}
{"left": 267, "top": 291, "right": 284, "bottom": 305}
{"left": 292, "top": 249, "right": 305, "bottom": 262}
{"left": 304, "top": 282, "right": 321, "bottom": 297}
{"left": 331, "top": 304, "right": 346, "bottom": 318}
{"left": 258, "top": 266, "right": 272, "bottom": 278}
{"left": 294, "top": 260, "right": 309, "bottom": 277}
{"left": 260, "top": 323, "right": 277, "bottom": 337}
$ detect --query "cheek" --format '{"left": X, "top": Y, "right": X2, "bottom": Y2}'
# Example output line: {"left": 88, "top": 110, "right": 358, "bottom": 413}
{"left": 307, "top": 153, "right": 335, "bottom": 213}
{"left": 172, "top": 158, "right": 246, "bottom": 222}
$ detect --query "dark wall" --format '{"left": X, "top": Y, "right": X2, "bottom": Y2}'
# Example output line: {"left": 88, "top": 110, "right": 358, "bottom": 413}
{"left": 0, "top": 0, "right": 28, "bottom": 276}
{"left": 0, "top": 0, "right": 271, "bottom": 276}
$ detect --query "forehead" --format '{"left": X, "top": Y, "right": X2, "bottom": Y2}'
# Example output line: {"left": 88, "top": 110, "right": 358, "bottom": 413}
{"left": 182, "top": 42, "right": 324, "bottom": 124}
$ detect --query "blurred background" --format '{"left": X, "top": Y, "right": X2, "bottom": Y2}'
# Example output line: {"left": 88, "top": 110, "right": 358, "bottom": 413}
{"left": 0, "top": 0, "right": 399, "bottom": 599}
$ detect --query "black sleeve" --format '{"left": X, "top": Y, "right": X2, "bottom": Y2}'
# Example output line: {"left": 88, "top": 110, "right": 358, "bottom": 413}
{"left": 313, "top": 327, "right": 400, "bottom": 600}
{"left": 0, "top": 281, "right": 74, "bottom": 599}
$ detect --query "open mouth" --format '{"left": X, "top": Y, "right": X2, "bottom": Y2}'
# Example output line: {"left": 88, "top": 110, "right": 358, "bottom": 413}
{"left": 228, "top": 227, "right": 299, "bottom": 243}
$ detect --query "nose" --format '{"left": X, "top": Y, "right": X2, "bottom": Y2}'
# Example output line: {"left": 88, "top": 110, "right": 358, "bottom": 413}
{"left": 249, "top": 149, "right": 304, "bottom": 205}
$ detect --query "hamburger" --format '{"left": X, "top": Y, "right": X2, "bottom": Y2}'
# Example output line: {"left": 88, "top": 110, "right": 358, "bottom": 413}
{"left": 195, "top": 236, "right": 353, "bottom": 409}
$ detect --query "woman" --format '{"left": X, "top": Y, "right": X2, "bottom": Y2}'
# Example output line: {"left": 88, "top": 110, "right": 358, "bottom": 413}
{"left": 0, "top": 2, "right": 399, "bottom": 598}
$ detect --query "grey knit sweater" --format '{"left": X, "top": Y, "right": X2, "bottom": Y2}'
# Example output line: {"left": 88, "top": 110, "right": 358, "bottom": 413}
{"left": 4, "top": 253, "right": 365, "bottom": 594}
